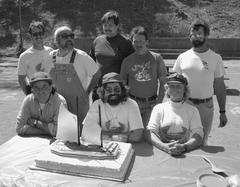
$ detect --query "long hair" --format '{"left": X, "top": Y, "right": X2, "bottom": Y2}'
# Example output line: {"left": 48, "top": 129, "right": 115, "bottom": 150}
{"left": 100, "top": 82, "right": 129, "bottom": 103}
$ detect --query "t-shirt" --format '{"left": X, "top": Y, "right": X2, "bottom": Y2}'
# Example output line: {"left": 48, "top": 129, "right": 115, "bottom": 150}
{"left": 18, "top": 46, "right": 53, "bottom": 81}
{"left": 83, "top": 98, "right": 144, "bottom": 134}
{"left": 89, "top": 34, "right": 134, "bottom": 76}
{"left": 147, "top": 100, "right": 203, "bottom": 143}
{"left": 120, "top": 50, "right": 167, "bottom": 97}
{"left": 173, "top": 49, "right": 225, "bottom": 99}
{"left": 42, "top": 48, "right": 99, "bottom": 90}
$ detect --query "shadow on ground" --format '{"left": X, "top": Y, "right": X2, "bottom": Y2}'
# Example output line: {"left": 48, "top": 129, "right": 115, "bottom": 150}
{"left": 227, "top": 88, "right": 240, "bottom": 96}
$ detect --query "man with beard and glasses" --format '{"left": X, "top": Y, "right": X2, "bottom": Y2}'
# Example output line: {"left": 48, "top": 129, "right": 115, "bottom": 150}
{"left": 89, "top": 10, "right": 134, "bottom": 101}
{"left": 42, "top": 26, "right": 101, "bottom": 124}
{"left": 83, "top": 72, "right": 144, "bottom": 142}
{"left": 18, "top": 21, "right": 53, "bottom": 95}
{"left": 120, "top": 26, "right": 167, "bottom": 128}
{"left": 173, "top": 19, "right": 227, "bottom": 145}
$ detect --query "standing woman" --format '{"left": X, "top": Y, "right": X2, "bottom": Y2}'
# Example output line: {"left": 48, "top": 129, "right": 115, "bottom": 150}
{"left": 146, "top": 73, "right": 203, "bottom": 156}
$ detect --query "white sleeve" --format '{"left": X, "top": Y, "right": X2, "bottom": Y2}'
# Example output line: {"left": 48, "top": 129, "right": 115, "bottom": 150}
{"left": 127, "top": 99, "right": 144, "bottom": 131}
{"left": 189, "top": 107, "right": 204, "bottom": 138}
{"left": 214, "top": 55, "right": 226, "bottom": 78}
{"left": 147, "top": 104, "right": 163, "bottom": 134}
{"left": 18, "top": 55, "right": 27, "bottom": 75}
{"left": 173, "top": 55, "right": 182, "bottom": 73}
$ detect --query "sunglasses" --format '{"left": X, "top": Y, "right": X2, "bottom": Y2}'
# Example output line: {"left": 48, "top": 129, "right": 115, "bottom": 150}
{"left": 32, "top": 32, "right": 44, "bottom": 37}
{"left": 60, "top": 33, "right": 75, "bottom": 39}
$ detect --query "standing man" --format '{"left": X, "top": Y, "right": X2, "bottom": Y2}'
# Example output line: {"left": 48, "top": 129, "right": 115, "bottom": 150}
{"left": 42, "top": 26, "right": 100, "bottom": 123}
{"left": 90, "top": 10, "right": 134, "bottom": 76}
{"left": 173, "top": 19, "right": 228, "bottom": 145}
{"left": 120, "top": 26, "right": 167, "bottom": 127}
{"left": 18, "top": 21, "right": 53, "bottom": 95}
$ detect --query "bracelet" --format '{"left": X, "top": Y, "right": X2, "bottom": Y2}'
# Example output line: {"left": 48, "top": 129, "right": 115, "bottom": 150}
{"left": 219, "top": 110, "right": 226, "bottom": 114}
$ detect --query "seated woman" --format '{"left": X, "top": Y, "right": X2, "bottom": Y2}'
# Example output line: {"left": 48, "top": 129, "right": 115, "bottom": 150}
{"left": 16, "top": 72, "right": 67, "bottom": 137}
{"left": 146, "top": 73, "right": 203, "bottom": 156}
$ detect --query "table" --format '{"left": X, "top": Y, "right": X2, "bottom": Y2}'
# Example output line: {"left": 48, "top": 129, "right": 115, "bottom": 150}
{"left": 0, "top": 135, "right": 240, "bottom": 187}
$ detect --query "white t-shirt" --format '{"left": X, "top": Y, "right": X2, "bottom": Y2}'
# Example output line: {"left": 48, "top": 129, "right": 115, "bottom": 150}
{"left": 83, "top": 98, "right": 144, "bottom": 134}
{"left": 18, "top": 46, "right": 53, "bottom": 81}
{"left": 42, "top": 48, "right": 99, "bottom": 90}
{"left": 147, "top": 100, "right": 203, "bottom": 143}
{"left": 173, "top": 49, "right": 225, "bottom": 98}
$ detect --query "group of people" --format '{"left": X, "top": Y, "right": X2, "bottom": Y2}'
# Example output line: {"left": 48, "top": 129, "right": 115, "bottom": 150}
{"left": 16, "top": 10, "right": 227, "bottom": 156}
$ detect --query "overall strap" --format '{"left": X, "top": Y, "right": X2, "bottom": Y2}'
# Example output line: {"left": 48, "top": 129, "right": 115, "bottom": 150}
{"left": 52, "top": 50, "right": 57, "bottom": 64}
{"left": 69, "top": 49, "right": 77, "bottom": 64}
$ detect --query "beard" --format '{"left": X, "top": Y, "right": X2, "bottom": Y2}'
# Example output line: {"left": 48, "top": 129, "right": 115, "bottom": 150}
{"left": 107, "top": 94, "right": 121, "bottom": 106}
{"left": 191, "top": 39, "right": 206, "bottom": 48}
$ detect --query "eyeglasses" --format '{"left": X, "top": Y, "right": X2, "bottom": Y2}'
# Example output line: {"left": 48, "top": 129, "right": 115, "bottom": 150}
{"left": 32, "top": 32, "right": 44, "bottom": 37}
{"left": 60, "top": 33, "right": 75, "bottom": 39}
{"left": 32, "top": 85, "right": 50, "bottom": 92}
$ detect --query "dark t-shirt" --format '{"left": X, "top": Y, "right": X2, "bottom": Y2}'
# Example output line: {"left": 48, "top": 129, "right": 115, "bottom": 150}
{"left": 120, "top": 51, "right": 167, "bottom": 98}
{"left": 89, "top": 34, "right": 134, "bottom": 76}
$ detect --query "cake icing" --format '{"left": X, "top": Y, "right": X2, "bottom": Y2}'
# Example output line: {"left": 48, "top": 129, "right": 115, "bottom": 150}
{"left": 34, "top": 141, "right": 134, "bottom": 181}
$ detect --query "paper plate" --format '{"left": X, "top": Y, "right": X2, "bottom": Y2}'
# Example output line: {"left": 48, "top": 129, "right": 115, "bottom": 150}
{"left": 197, "top": 173, "right": 229, "bottom": 187}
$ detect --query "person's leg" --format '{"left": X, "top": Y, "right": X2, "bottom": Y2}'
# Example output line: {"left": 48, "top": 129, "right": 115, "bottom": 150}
{"left": 195, "top": 100, "right": 214, "bottom": 145}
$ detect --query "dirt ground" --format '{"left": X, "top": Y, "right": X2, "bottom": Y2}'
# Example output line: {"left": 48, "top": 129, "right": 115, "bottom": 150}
{"left": 0, "top": 58, "right": 240, "bottom": 145}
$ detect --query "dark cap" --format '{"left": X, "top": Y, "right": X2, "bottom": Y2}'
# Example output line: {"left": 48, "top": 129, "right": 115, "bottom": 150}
{"left": 29, "top": 72, "right": 52, "bottom": 86}
{"left": 102, "top": 72, "right": 122, "bottom": 85}
{"left": 190, "top": 19, "right": 210, "bottom": 36}
{"left": 167, "top": 73, "right": 188, "bottom": 85}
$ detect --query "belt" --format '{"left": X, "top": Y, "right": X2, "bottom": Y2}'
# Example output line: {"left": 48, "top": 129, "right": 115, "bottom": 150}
{"left": 129, "top": 94, "right": 157, "bottom": 102}
{"left": 189, "top": 97, "right": 212, "bottom": 104}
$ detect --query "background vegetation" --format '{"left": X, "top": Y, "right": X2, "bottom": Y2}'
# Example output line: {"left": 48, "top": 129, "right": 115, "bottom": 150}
{"left": 0, "top": 0, "right": 240, "bottom": 55}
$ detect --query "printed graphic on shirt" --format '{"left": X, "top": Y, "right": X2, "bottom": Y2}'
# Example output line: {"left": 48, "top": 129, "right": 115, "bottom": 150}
{"left": 201, "top": 60, "right": 208, "bottom": 70}
{"left": 132, "top": 61, "right": 152, "bottom": 82}
{"left": 158, "top": 122, "right": 188, "bottom": 142}
{"left": 104, "top": 118, "right": 125, "bottom": 133}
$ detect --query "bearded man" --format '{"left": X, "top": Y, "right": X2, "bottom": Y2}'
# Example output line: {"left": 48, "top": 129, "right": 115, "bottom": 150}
{"left": 173, "top": 19, "right": 227, "bottom": 145}
{"left": 42, "top": 26, "right": 101, "bottom": 123}
{"left": 83, "top": 72, "right": 144, "bottom": 142}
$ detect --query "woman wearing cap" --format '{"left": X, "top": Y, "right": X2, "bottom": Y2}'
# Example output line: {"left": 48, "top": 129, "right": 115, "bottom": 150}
{"left": 16, "top": 72, "right": 67, "bottom": 137}
{"left": 146, "top": 73, "right": 203, "bottom": 156}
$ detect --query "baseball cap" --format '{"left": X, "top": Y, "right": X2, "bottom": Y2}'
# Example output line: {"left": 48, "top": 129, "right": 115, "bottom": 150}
{"left": 102, "top": 72, "right": 122, "bottom": 85}
{"left": 29, "top": 72, "right": 52, "bottom": 86}
{"left": 167, "top": 73, "right": 188, "bottom": 85}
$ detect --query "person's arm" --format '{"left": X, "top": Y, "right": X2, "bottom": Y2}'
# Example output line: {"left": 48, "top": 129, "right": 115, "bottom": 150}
{"left": 120, "top": 59, "right": 128, "bottom": 85}
{"left": 16, "top": 97, "right": 53, "bottom": 136}
{"left": 214, "top": 76, "right": 228, "bottom": 127}
{"left": 18, "top": 75, "right": 28, "bottom": 95}
{"left": 156, "top": 55, "right": 168, "bottom": 103}
{"left": 146, "top": 130, "right": 177, "bottom": 154}
{"left": 86, "top": 68, "right": 101, "bottom": 94}
{"left": 89, "top": 42, "right": 96, "bottom": 62}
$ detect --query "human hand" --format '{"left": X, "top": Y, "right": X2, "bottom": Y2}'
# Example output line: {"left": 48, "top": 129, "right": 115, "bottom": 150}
{"left": 219, "top": 113, "right": 228, "bottom": 127}
{"left": 27, "top": 118, "right": 38, "bottom": 127}
{"left": 48, "top": 123, "right": 57, "bottom": 137}
{"left": 168, "top": 143, "right": 185, "bottom": 156}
